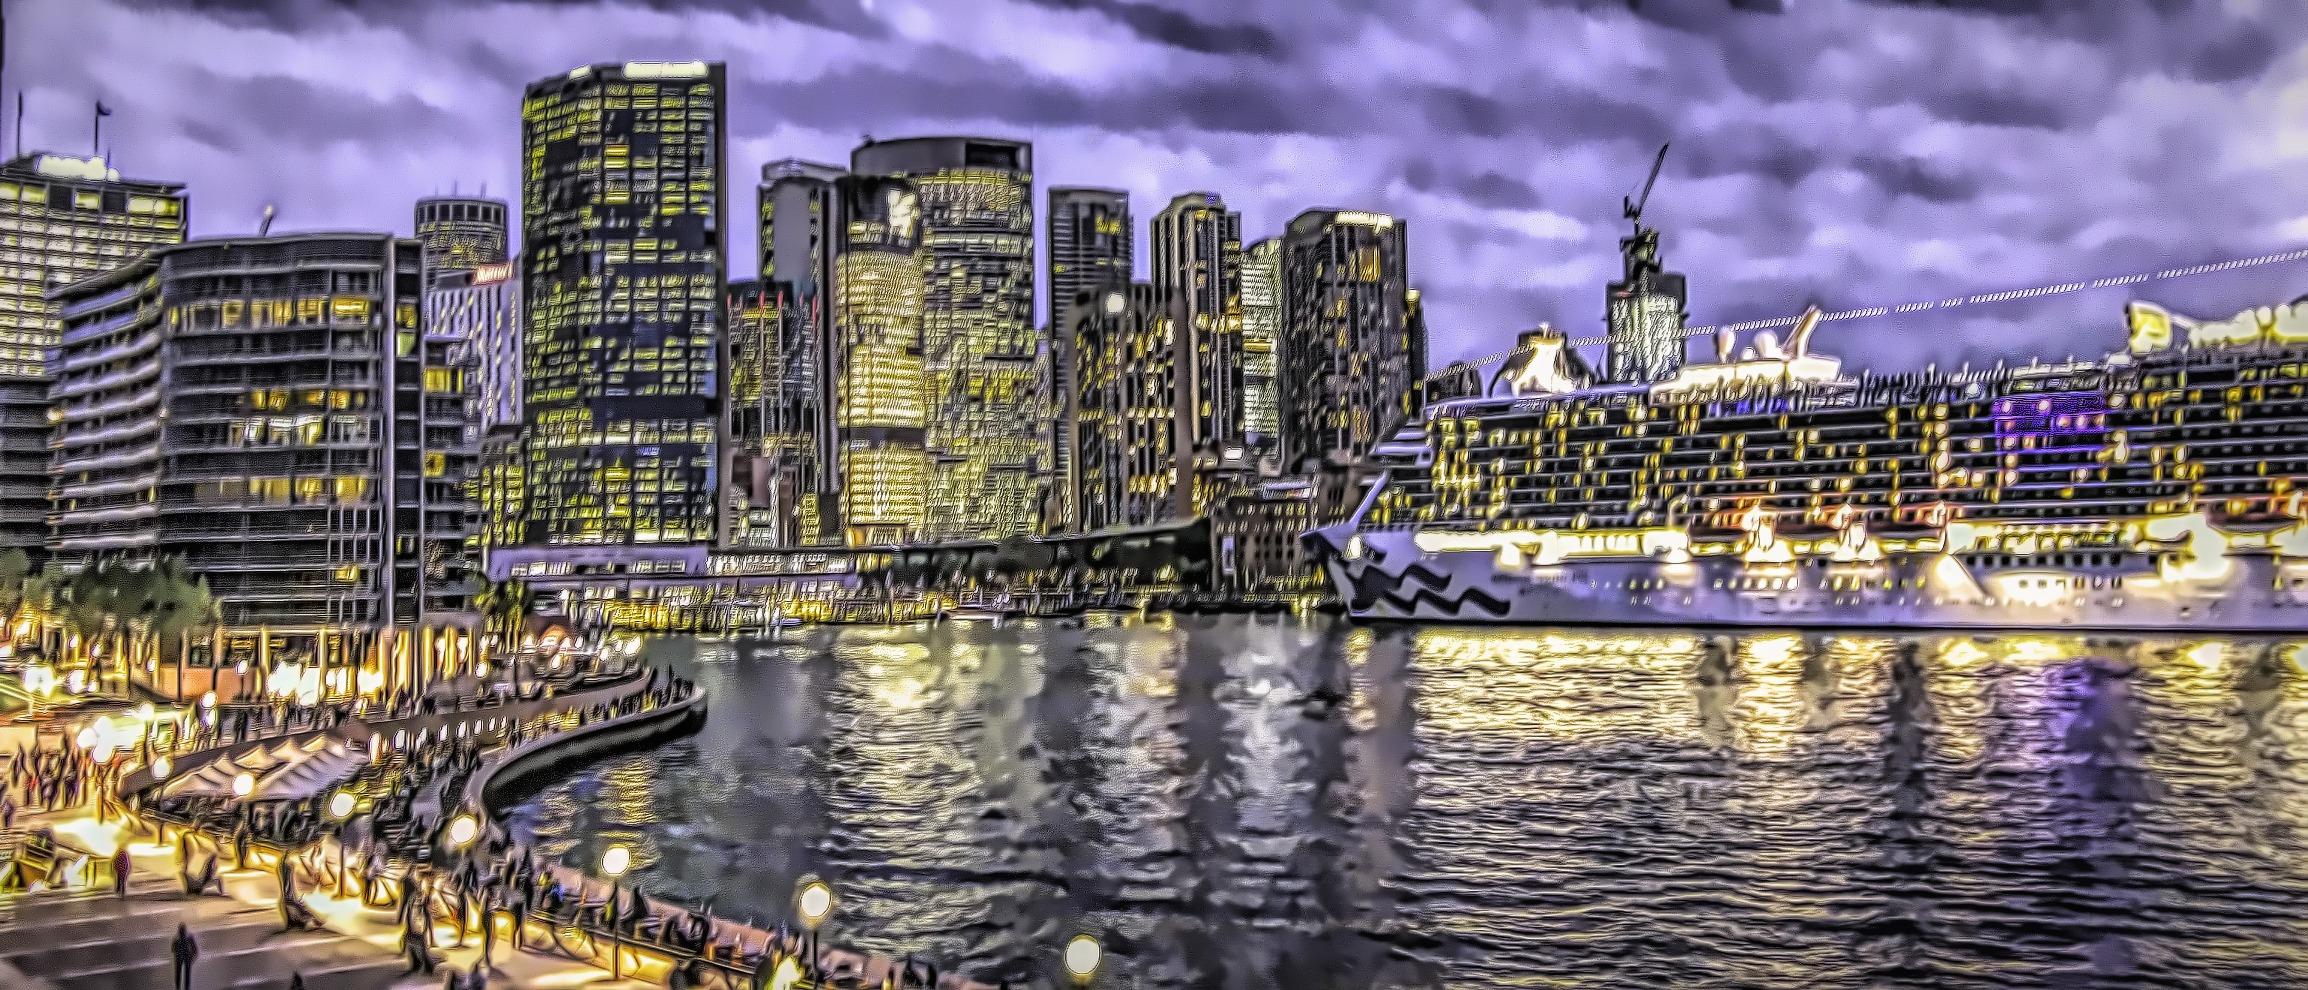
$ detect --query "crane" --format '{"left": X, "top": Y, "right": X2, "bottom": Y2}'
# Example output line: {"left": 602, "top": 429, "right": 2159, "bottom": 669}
{"left": 1623, "top": 143, "right": 1669, "bottom": 233}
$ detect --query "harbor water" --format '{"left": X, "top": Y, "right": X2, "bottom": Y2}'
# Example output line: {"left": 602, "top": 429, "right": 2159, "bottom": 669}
{"left": 501, "top": 615, "right": 2308, "bottom": 989}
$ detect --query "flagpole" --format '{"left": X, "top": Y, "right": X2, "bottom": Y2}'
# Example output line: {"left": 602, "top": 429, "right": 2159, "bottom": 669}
{"left": 91, "top": 102, "right": 99, "bottom": 157}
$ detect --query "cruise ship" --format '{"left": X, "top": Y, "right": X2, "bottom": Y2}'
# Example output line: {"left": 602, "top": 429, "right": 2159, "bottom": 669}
{"left": 1312, "top": 265, "right": 2308, "bottom": 631}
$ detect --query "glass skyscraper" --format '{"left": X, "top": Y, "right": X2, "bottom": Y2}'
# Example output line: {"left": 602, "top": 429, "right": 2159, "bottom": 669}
{"left": 1240, "top": 237, "right": 1282, "bottom": 447}
{"left": 850, "top": 137, "right": 1039, "bottom": 541}
{"left": 1278, "top": 209, "right": 1423, "bottom": 474}
{"left": 832, "top": 175, "right": 929, "bottom": 546}
{"left": 520, "top": 61, "right": 726, "bottom": 552}
{"left": 1044, "top": 187, "right": 1132, "bottom": 534}
{"left": 1150, "top": 191, "right": 1245, "bottom": 461}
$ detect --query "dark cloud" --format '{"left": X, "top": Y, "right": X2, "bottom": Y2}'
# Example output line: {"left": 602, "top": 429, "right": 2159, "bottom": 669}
{"left": 1847, "top": 155, "right": 1980, "bottom": 205}
{"left": 1016, "top": 0, "right": 1289, "bottom": 58}
{"left": 19, "top": 0, "right": 2308, "bottom": 374}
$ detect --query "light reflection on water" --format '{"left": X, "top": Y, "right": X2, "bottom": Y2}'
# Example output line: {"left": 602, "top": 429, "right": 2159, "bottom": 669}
{"left": 501, "top": 617, "right": 2308, "bottom": 989}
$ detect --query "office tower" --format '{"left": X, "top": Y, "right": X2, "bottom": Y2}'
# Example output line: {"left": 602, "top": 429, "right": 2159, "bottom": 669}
{"left": 1150, "top": 192, "right": 1245, "bottom": 460}
{"left": 850, "top": 136, "right": 1039, "bottom": 541}
{"left": 50, "top": 234, "right": 478, "bottom": 693}
{"left": 1069, "top": 282, "right": 1189, "bottom": 532}
{"left": 1239, "top": 237, "right": 1281, "bottom": 447}
{"left": 1046, "top": 187, "right": 1132, "bottom": 533}
{"left": 413, "top": 196, "right": 509, "bottom": 286}
{"left": 0, "top": 153, "right": 186, "bottom": 559}
{"left": 1604, "top": 222, "right": 1688, "bottom": 383}
{"left": 758, "top": 158, "right": 846, "bottom": 541}
{"left": 832, "top": 175, "right": 929, "bottom": 546}
{"left": 520, "top": 61, "right": 727, "bottom": 552}
{"left": 1278, "top": 209, "right": 1422, "bottom": 473}
{"left": 724, "top": 279, "right": 824, "bottom": 548}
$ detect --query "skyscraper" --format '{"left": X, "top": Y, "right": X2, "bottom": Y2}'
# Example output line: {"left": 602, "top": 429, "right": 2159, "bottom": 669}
{"left": 1044, "top": 187, "right": 1132, "bottom": 533}
{"left": 832, "top": 175, "right": 929, "bottom": 546}
{"left": 1239, "top": 237, "right": 1282, "bottom": 447}
{"left": 1068, "top": 282, "right": 1188, "bottom": 532}
{"left": 1150, "top": 192, "right": 1245, "bottom": 463}
{"left": 1278, "top": 209, "right": 1422, "bottom": 476}
{"left": 520, "top": 61, "right": 726, "bottom": 556}
{"left": 759, "top": 158, "right": 846, "bottom": 541}
{"left": 425, "top": 260, "right": 522, "bottom": 431}
{"left": 724, "top": 279, "right": 824, "bottom": 548}
{"left": 413, "top": 196, "right": 509, "bottom": 286}
{"left": 0, "top": 152, "right": 187, "bottom": 560}
{"left": 850, "top": 137, "right": 1039, "bottom": 541}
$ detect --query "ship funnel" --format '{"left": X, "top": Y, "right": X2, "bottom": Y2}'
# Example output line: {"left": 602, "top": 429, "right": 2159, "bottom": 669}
{"left": 1788, "top": 306, "right": 1822, "bottom": 358}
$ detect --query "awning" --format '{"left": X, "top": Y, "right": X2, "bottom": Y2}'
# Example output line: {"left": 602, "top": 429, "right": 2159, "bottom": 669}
{"left": 158, "top": 734, "right": 368, "bottom": 804}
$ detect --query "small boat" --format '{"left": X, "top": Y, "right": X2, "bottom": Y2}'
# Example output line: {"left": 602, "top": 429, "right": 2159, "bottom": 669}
{"left": 944, "top": 608, "right": 1010, "bottom": 624}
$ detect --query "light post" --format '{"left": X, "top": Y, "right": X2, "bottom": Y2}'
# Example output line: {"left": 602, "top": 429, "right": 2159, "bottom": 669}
{"left": 328, "top": 790, "right": 356, "bottom": 898}
{"left": 602, "top": 845, "right": 631, "bottom": 979}
{"left": 1063, "top": 933, "right": 1103, "bottom": 986}
{"left": 797, "top": 878, "right": 832, "bottom": 976}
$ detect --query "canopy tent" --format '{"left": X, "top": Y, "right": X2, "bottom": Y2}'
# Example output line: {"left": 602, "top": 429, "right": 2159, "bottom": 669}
{"left": 158, "top": 733, "right": 368, "bottom": 804}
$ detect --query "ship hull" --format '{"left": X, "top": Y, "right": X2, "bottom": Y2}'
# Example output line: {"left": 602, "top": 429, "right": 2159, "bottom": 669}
{"left": 1326, "top": 529, "right": 2308, "bottom": 632}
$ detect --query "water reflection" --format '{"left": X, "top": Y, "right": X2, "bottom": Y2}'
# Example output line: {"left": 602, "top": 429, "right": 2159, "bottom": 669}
{"left": 502, "top": 618, "right": 2308, "bottom": 989}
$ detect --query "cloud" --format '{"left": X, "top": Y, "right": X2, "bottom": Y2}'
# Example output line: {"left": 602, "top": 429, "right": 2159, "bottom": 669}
{"left": 17, "top": 0, "right": 2308, "bottom": 376}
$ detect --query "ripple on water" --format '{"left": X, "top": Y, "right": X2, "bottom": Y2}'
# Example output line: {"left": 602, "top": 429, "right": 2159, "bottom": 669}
{"left": 497, "top": 619, "right": 2308, "bottom": 990}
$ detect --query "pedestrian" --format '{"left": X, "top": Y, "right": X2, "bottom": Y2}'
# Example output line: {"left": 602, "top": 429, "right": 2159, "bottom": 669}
{"left": 170, "top": 924, "right": 198, "bottom": 990}
{"left": 402, "top": 919, "right": 436, "bottom": 975}
{"left": 288, "top": 974, "right": 306, "bottom": 990}
{"left": 113, "top": 845, "right": 131, "bottom": 898}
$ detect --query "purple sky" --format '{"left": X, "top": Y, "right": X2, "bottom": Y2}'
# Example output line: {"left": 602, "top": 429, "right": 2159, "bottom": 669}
{"left": 15, "top": 0, "right": 2308, "bottom": 371}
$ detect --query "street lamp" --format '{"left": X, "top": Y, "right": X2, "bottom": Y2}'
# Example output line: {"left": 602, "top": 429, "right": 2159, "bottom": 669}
{"left": 328, "top": 790, "right": 357, "bottom": 898}
{"left": 448, "top": 815, "right": 478, "bottom": 849}
{"left": 151, "top": 755, "right": 170, "bottom": 780}
{"left": 1063, "top": 933, "right": 1103, "bottom": 985}
{"left": 232, "top": 772, "right": 254, "bottom": 799}
{"left": 602, "top": 845, "right": 631, "bottom": 979}
{"left": 797, "top": 878, "right": 832, "bottom": 974}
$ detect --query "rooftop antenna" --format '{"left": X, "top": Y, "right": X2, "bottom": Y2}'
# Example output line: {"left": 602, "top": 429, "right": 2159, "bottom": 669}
{"left": 1623, "top": 142, "right": 1669, "bottom": 234}
{"left": 258, "top": 203, "right": 276, "bottom": 237}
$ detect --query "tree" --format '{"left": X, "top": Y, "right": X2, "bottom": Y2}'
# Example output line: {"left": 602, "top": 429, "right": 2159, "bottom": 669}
{"left": 0, "top": 548, "right": 30, "bottom": 621}
{"left": 476, "top": 579, "right": 534, "bottom": 648}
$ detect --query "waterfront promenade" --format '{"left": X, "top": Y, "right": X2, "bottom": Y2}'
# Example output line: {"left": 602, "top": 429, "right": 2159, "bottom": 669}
{"left": 1, "top": 665, "right": 997, "bottom": 989}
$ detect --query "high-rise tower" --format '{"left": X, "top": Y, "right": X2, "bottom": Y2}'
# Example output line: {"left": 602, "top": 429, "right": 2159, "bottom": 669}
{"left": 1150, "top": 192, "right": 1245, "bottom": 466}
{"left": 1044, "top": 187, "right": 1131, "bottom": 533}
{"left": 849, "top": 137, "right": 1039, "bottom": 541}
{"left": 759, "top": 158, "right": 846, "bottom": 542}
{"left": 831, "top": 175, "right": 929, "bottom": 546}
{"left": 1278, "top": 209, "right": 1422, "bottom": 476}
{"left": 519, "top": 61, "right": 727, "bottom": 555}
{"left": 1239, "top": 237, "right": 1282, "bottom": 447}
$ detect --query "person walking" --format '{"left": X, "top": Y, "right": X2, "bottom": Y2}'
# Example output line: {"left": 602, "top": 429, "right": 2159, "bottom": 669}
{"left": 113, "top": 845, "right": 131, "bottom": 898}
{"left": 170, "top": 924, "right": 199, "bottom": 990}
{"left": 402, "top": 919, "right": 436, "bottom": 975}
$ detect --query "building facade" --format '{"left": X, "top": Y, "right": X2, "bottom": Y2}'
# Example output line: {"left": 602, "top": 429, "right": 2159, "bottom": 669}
{"left": 1046, "top": 187, "right": 1132, "bottom": 534}
{"left": 425, "top": 261, "right": 522, "bottom": 431}
{"left": 0, "top": 153, "right": 186, "bottom": 559}
{"left": 850, "top": 137, "right": 1040, "bottom": 541}
{"left": 1069, "top": 282, "right": 1191, "bottom": 532}
{"left": 757, "top": 158, "right": 847, "bottom": 543}
{"left": 832, "top": 175, "right": 930, "bottom": 547}
{"left": 1239, "top": 236, "right": 1282, "bottom": 448}
{"left": 724, "top": 279, "right": 826, "bottom": 548}
{"left": 49, "top": 234, "right": 477, "bottom": 692}
{"left": 1603, "top": 224, "right": 1688, "bottom": 384}
{"left": 1278, "top": 209, "right": 1423, "bottom": 478}
{"left": 413, "top": 196, "right": 509, "bottom": 286}
{"left": 1150, "top": 192, "right": 1246, "bottom": 460}
{"left": 519, "top": 61, "right": 727, "bottom": 558}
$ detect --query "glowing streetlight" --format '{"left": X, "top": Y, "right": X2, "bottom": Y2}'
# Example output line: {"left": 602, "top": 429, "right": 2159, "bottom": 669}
{"left": 75, "top": 727, "right": 96, "bottom": 750}
{"left": 329, "top": 791, "right": 356, "bottom": 820}
{"left": 231, "top": 772, "right": 254, "bottom": 799}
{"left": 602, "top": 845, "right": 632, "bottom": 978}
{"left": 797, "top": 879, "right": 832, "bottom": 929}
{"left": 448, "top": 815, "right": 478, "bottom": 848}
{"left": 1063, "top": 933, "right": 1103, "bottom": 984}
{"left": 151, "top": 755, "right": 171, "bottom": 779}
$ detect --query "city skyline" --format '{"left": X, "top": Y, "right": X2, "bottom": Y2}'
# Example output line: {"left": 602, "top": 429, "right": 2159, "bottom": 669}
{"left": 16, "top": 0, "right": 2308, "bottom": 373}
